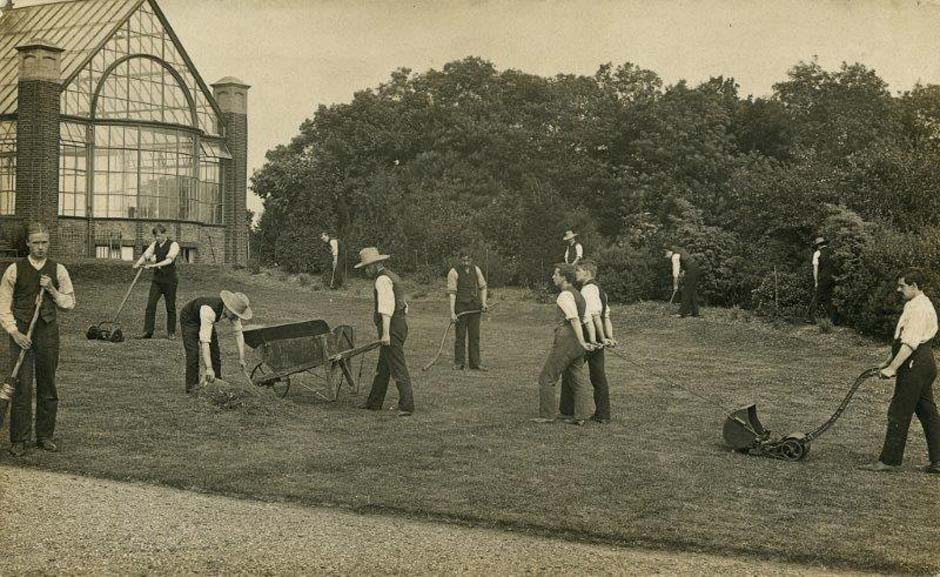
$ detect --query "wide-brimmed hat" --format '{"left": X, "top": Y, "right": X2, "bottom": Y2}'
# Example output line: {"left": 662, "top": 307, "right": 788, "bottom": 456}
{"left": 813, "top": 236, "right": 828, "bottom": 248}
{"left": 562, "top": 230, "right": 578, "bottom": 241}
{"left": 220, "top": 290, "right": 253, "bottom": 320}
{"left": 354, "top": 247, "right": 390, "bottom": 269}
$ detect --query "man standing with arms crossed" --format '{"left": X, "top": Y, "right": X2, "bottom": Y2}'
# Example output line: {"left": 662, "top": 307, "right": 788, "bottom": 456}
{"left": 0, "top": 222, "right": 75, "bottom": 456}
{"left": 134, "top": 224, "right": 180, "bottom": 339}
{"left": 447, "top": 249, "right": 488, "bottom": 371}
{"left": 356, "top": 247, "right": 415, "bottom": 416}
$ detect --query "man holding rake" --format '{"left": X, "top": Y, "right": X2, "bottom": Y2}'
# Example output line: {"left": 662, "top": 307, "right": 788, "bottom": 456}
{"left": 0, "top": 222, "right": 75, "bottom": 457}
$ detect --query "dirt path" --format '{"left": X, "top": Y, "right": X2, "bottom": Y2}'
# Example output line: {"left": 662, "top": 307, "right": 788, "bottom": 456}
{"left": 0, "top": 465, "right": 880, "bottom": 576}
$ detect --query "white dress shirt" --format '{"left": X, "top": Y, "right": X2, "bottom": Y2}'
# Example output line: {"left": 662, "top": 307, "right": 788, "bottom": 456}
{"left": 0, "top": 257, "right": 76, "bottom": 334}
{"left": 895, "top": 293, "right": 938, "bottom": 350}
{"left": 142, "top": 240, "right": 180, "bottom": 263}
{"left": 671, "top": 253, "right": 682, "bottom": 278}
{"left": 198, "top": 305, "right": 243, "bottom": 343}
{"left": 581, "top": 283, "right": 603, "bottom": 320}
{"left": 375, "top": 274, "right": 409, "bottom": 316}
{"left": 564, "top": 243, "right": 583, "bottom": 264}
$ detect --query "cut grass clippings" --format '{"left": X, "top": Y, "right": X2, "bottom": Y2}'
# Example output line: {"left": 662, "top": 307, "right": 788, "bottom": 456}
{"left": 1, "top": 262, "right": 937, "bottom": 574}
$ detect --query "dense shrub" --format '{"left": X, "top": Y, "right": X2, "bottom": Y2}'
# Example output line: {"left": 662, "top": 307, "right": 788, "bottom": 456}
{"left": 751, "top": 269, "right": 813, "bottom": 321}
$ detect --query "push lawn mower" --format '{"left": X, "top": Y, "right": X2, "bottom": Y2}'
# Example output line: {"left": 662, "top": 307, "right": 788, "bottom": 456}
{"left": 86, "top": 267, "right": 144, "bottom": 343}
{"left": 722, "top": 367, "right": 881, "bottom": 461}
{"left": 0, "top": 287, "right": 46, "bottom": 427}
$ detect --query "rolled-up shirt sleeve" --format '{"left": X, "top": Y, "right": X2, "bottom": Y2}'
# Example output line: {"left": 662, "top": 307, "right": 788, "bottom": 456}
{"left": 672, "top": 253, "right": 681, "bottom": 278}
{"left": 330, "top": 239, "right": 339, "bottom": 258}
{"left": 581, "top": 285, "right": 602, "bottom": 326}
{"left": 0, "top": 263, "right": 16, "bottom": 334}
{"left": 446, "top": 269, "right": 458, "bottom": 295}
{"left": 53, "top": 264, "right": 75, "bottom": 311}
{"left": 556, "top": 291, "right": 579, "bottom": 321}
{"left": 896, "top": 295, "right": 939, "bottom": 350}
{"left": 199, "top": 305, "right": 217, "bottom": 343}
{"left": 475, "top": 266, "right": 487, "bottom": 290}
{"left": 166, "top": 241, "right": 180, "bottom": 262}
{"left": 376, "top": 276, "right": 395, "bottom": 316}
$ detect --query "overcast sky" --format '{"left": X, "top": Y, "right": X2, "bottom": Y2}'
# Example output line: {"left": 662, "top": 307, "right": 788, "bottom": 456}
{"left": 25, "top": 0, "right": 940, "bottom": 215}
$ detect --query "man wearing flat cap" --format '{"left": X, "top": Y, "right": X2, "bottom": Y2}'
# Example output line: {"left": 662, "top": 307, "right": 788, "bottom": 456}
{"left": 806, "top": 236, "right": 835, "bottom": 324}
{"left": 179, "top": 290, "right": 252, "bottom": 394}
{"left": 356, "top": 247, "right": 415, "bottom": 416}
{"left": 563, "top": 230, "right": 583, "bottom": 265}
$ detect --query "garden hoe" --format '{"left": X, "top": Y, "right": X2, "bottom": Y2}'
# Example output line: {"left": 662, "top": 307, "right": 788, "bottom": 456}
{"left": 86, "top": 267, "right": 144, "bottom": 343}
{"left": 0, "top": 287, "right": 46, "bottom": 427}
{"left": 722, "top": 367, "right": 881, "bottom": 461}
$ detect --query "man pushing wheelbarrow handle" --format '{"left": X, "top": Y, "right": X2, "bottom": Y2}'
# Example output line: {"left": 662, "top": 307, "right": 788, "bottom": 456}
{"left": 0, "top": 287, "right": 45, "bottom": 423}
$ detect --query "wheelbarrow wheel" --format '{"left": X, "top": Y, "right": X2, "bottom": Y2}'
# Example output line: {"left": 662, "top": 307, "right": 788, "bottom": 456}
{"left": 110, "top": 328, "right": 124, "bottom": 343}
{"left": 86, "top": 325, "right": 100, "bottom": 340}
{"left": 272, "top": 377, "right": 290, "bottom": 399}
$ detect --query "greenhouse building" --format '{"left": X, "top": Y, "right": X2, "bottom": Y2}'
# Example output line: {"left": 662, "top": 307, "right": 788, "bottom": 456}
{"left": 0, "top": 0, "right": 248, "bottom": 263}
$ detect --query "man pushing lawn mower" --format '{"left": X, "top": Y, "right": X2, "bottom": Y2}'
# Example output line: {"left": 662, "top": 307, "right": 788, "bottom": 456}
{"left": 0, "top": 222, "right": 75, "bottom": 457}
{"left": 180, "top": 290, "right": 252, "bottom": 394}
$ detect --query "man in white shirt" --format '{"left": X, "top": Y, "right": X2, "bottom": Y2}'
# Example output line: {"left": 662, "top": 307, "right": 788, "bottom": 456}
{"left": 665, "top": 246, "right": 701, "bottom": 318}
{"left": 355, "top": 247, "right": 414, "bottom": 416}
{"left": 805, "top": 237, "right": 834, "bottom": 324}
{"left": 859, "top": 269, "right": 940, "bottom": 474}
{"left": 563, "top": 230, "right": 583, "bottom": 265}
{"left": 446, "top": 250, "right": 488, "bottom": 370}
{"left": 532, "top": 263, "right": 594, "bottom": 425}
{"left": 178, "top": 290, "right": 251, "bottom": 394}
{"left": 560, "top": 260, "right": 615, "bottom": 424}
{"left": 0, "top": 222, "right": 75, "bottom": 456}
{"left": 320, "top": 232, "right": 344, "bottom": 289}
{"left": 134, "top": 224, "right": 180, "bottom": 339}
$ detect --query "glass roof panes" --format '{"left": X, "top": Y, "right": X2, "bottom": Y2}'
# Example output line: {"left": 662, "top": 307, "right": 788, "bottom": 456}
{"left": 200, "top": 138, "right": 232, "bottom": 159}
{"left": 0, "top": 0, "right": 220, "bottom": 135}
{"left": 0, "top": 0, "right": 141, "bottom": 115}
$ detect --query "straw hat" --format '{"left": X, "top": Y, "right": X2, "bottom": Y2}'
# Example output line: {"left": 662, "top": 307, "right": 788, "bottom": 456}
{"left": 813, "top": 237, "right": 828, "bottom": 248}
{"left": 354, "top": 247, "right": 390, "bottom": 269}
{"left": 562, "top": 230, "right": 578, "bottom": 241}
{"left": 220, "top": 290, "right": 253, "bottom": 320}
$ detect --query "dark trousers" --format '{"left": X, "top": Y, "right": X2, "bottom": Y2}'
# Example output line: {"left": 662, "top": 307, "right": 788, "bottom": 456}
{"left": 144, "top": 278, "right": 178, "bottom": 335}
{"left": 454, "top": 303, "right": 482, "bottom": 368}
{"left": 365, "top": 317, "right": 415, "bottom": 412}
{"left": 679, "top": 270, "right": 700, "bottom": 317}
{"left": 9, "top": 318, "right": 59, "bottom": 444}
{"left": 539, "top": 325, "right": 593, "bottom": 420}
{"left": 330, "top": 262, "right": 345, "bottom": 289}
{"left": 879, "top": 344, "right": 940, "bottom": 466}
{"left": 182, "top": 323, "right": 221, "bottom": 393}
{"left": 560, "top": 348, "right": 610, "bottom": 420}
{"left": 806, "top": 282, "right": 834, "bottom": 323}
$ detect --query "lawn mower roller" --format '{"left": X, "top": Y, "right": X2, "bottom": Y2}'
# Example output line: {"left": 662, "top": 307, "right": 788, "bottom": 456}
{"left": 722, "top": 366, "right": 881, "bottom": 461}
{"left": 86, "top": 267, "right": 144, "bottom": 343}
{"left": 0, "top": 287, "right": 46, "bottom": 424}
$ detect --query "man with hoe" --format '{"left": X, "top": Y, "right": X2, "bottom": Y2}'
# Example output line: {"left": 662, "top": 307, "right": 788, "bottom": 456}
{"left": 666, "top": 245, "right": 701, "bottom": 318}
{"left": 134, "top": 223, "right": 180, "bottom": 339}
{"left": 0, "top": 222, "right": 76, "bottom": 457}
{"left": 806, "top": 236, "right": 835, "bottom": 325}
{"left": 446, "top": 249, "right": 489, "bottom": 371}
{"left": 179, "top": 290, "right": 252, "bottom": 394}
{"left": 320, "top": 231, "right": 345, "bottom": 289}
{"left": 356, "top": 247, "right": 415, "bottom": 416}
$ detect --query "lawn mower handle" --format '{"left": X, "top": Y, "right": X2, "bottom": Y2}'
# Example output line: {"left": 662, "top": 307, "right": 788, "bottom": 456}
{"left": 110, "top": 267, "right": 145, "bottom": 325}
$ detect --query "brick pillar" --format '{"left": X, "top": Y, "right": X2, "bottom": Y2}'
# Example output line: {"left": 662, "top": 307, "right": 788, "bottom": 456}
{"left": 211, "top": 77, "right": 249, "bottom": 266}
{"left": 15, "top": 39, "right": 62, "bottom": 253}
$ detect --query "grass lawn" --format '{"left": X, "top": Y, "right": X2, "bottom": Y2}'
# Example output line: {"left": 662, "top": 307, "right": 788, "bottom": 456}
{"left": 3, "top": 262, "right": 938, "bottom": 574}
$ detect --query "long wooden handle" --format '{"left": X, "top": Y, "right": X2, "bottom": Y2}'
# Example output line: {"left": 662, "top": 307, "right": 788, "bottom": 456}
{"left": 110, "top": 267, "right": 145, "bottom": 324}
{"left": 10, "top": 288, "right": 45, "bottom": 380}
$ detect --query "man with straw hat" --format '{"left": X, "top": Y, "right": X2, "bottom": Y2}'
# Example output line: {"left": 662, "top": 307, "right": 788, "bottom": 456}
{"left": 179, "top": 290, "right": 252, "bottom": 394}
{"left": 806, "top": 236, "right": 835, "bottom": 325}
{"left": 0, "top": 222, "right": 75, "bottom": 457}
{"left": 563, "top": 230, "right": 583, "bottom": 265}
{"left": 355, "top": 247, "right": 415, "bottom": 416}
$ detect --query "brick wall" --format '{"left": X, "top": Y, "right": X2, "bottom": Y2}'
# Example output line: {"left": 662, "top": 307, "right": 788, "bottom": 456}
{"left": 15, "top": 79, "right": 61, "bottom": 253}
{"left": 221, "top": 111, "right": 247, "bottom": 266}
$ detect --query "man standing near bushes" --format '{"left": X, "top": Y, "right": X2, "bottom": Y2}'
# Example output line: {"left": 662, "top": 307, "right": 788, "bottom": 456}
{"left": 805, "top": 236, "right": 835, "bottom": 325}
{"left": 665, "top": 246, "right": 701, "bottom": 318}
